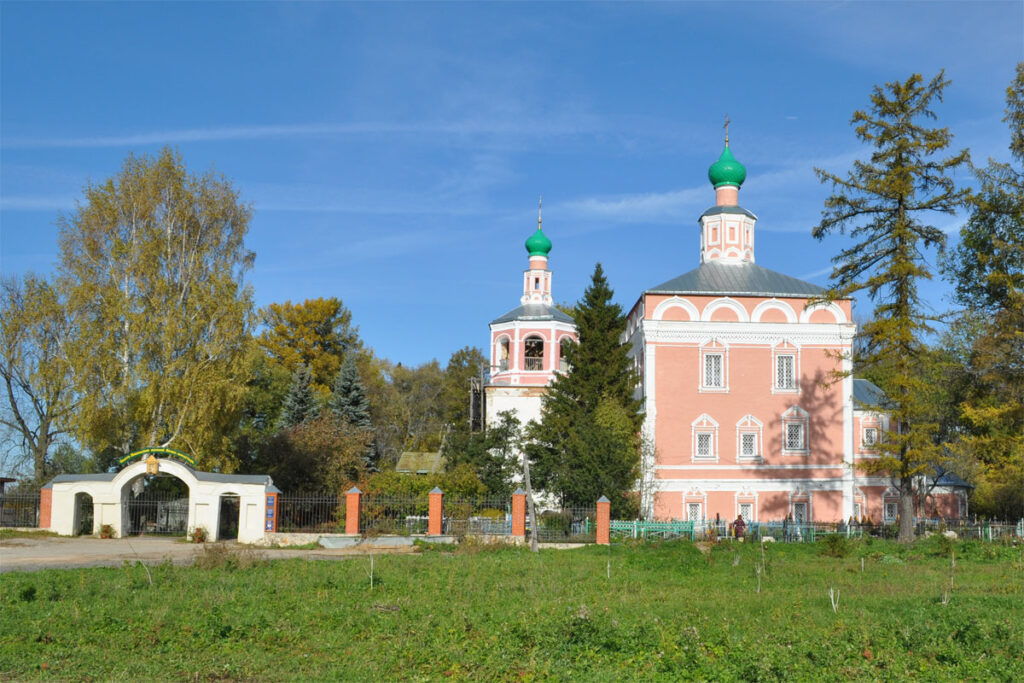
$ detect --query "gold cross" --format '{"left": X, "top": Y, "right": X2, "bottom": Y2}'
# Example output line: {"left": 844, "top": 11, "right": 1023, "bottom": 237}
{"left": 724, "top": 115, "right": 730, "bottom": 144}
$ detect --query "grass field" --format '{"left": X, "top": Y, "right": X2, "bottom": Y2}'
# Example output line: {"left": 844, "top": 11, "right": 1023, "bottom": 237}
{"left": 1, "top": 536, "right": 1022, "bottom": 681}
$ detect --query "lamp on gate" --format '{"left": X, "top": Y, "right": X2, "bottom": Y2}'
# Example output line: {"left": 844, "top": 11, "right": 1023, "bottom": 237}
{"left": 146, "top": 454, "right": 159, "bottom": 475}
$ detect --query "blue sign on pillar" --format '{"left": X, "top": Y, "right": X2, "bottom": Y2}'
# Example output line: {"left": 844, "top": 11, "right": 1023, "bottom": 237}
{"left": 265, "top": 494, "right": 277, "bottom": 532}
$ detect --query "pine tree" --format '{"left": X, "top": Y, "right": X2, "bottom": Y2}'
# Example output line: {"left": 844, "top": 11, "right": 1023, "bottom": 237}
{"left": 813, "top": 71, "right": 969, "bottom": 541}
{"left": 527, "top": 263, "right": 643, "bottom": 515}
{"left": 329, "top": 355, "right": 372, "bottom": 428}
{"left": 278, "top": 365, "right": 317, "bottom": 429}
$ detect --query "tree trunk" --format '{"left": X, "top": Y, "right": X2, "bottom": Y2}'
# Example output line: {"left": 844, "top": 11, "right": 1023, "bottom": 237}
{"left": 898, "top": 477, "right": 916, "bottom": 543}
{"left": 522, "top": 449, "right": 539, "bottom": 553}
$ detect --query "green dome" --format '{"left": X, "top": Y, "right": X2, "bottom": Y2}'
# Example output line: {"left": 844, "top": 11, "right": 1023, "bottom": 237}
{"left": 708, "top": 144, "right": 747, "bottom": 188}
{"left": 525, "top": 227, "right": 552, "bottom": 257}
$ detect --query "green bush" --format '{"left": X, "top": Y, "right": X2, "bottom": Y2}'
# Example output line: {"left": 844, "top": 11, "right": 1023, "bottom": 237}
{"left": 819, "top": 533, "right": 851, "bottom": 558}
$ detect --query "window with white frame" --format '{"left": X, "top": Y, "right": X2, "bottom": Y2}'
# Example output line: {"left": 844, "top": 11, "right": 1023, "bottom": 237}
{"left": 883, "top": 501, "right": 898, "bottom": 522}
{"left": 776, "top": 354, "right": 796, "bottom": 390}
{"left": 691, "top": 414, "right": 719, "bottom": 461}
{"left": 792, "top": 501, "right": 808, "bottom": 523}
{"left": 781, "top": 406, "right": 809, "bottom": 454}
{"left": 740, "top": 433, "right": 758, "bottom": 457}
{"left": 786, "top": 423, "right": 805, "bottom": 450}
{"left": 735, "top": 415, "right": 763, "bottom": 461}
{"left": 853, "top": 502, "right": 862, "bottom": 520}
{"left": 687, "top": 502, "right": 702, "bottom": 522}
{"left": 862, "top": 427, "right": 878, "bottom": 448}
{"left": 738, "top": 502, "right": 754, "bottom": 523}
{"left": 704, "top": 353, "right": 724, "bottom": 388}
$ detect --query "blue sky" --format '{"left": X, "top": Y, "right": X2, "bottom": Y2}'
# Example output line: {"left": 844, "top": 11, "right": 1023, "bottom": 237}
{"left": 2, "top": 1, "right": 1022, "bottom": 366}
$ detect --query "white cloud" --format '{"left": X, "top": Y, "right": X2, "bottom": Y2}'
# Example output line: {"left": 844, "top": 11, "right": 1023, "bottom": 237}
{"left": 2, "top": 117, "right": 605, "bottom": 150}
{"left": 0, "top": 195, "right": 77, "bottom": 211}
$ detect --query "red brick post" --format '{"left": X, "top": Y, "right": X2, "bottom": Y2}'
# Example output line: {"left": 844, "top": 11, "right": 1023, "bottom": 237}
{"left": 39, "top": 487, "right": 53, "bottom": 530}
{"left": 512, "top": 488, "right": 527, "bottom": 539}
{"left": 596, "top": 495, "right": 611, "bottom": 545}
{"left": 264, "top": 492, "right": 279, "bottom": 533}
{"left": 345, "top": 487, "right": 362, "bottom": 535}
{"left": 428, "top": 487, "right": 443, "bottom": 536}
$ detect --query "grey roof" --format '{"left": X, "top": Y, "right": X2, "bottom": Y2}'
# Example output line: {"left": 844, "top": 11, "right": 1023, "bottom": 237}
{"left": 931, "top": 471, "right": 974, "bottom": 489}
{"left": 647, "top": 261, "right": 825, "bottom": 298}
{"left": 852, "top": 379, "right": 890, "bottom": 409}
{"left": 44, "top": 473, "right": 116, "bottom": 487}
{"left": 43, "top": 468, "right": 277, "bottom": 489}
{"left": 700, "top": 205, "right": 758, "bottom": 220}
{"left": 491, "top": 303, "right": 574, "bottom": 325}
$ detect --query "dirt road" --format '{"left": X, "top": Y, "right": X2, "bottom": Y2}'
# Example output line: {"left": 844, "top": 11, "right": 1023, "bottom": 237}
{"left": 0, "top": 535, "right": 414, "bottom": 573}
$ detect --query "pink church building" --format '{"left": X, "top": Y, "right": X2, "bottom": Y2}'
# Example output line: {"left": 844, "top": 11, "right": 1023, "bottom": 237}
{"left": 626, "top": 141, "right": 900, "bottom": 524}
{"left": 482, "top": 144, "right": 969, "bottom": 524}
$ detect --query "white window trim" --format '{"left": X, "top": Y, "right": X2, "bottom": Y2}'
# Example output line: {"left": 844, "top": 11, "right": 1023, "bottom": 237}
{"left": 862, "top": 426, "right": 878, "bottom": 449}
{"left": 735, "top": 489, "right": 758, "bottom": 523}
{"left": 789, "top": 489, "right": 813, "bottom": 523}
{"left": 691, "top": 414, "right": 719, "bottom": 463}
{"left": 781, "top": 406, "right": 810, "bottom": 456}
{"left": 771, "top": 342, "right": 801, "bottom": 394}
{"left": 684, "top": 489, "right": 707, "bottom": 522}
{"left": 735, "top": 415, "right": 764, "bottom": 463}
{"left": 699, "top": 342, "right": 729, "bottom": 393}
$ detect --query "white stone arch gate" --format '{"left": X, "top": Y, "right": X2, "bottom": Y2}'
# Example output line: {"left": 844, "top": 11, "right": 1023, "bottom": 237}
{"left": 42, "top": 454, "right": 279, "bottom": 543}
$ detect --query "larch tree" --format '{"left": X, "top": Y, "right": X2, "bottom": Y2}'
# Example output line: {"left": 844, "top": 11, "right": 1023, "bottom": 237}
{"left": 812, "top": 72, "right": 969, "bottom": 541}
{"left": 943, "top": 62, "right": 1024, "bottom": 518}
{"left": 0, "top": 275, "right": 77, "bottom": 483}
{"left": 257, "top": 297, "right": 360, "bottom": 398}
{"left": 527, "top": 263, "right": 643, "bottom": 516}
{"left": 58, "top": 147, "right": 253, "bottom": 471}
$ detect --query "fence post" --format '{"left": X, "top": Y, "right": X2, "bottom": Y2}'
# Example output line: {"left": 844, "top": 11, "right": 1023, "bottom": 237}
{"left": 39, "top": 487, "right": 52, "bottom": 530}
{"left": 428, "top": 487, "right": 443, "bottom": 536}
{"left": 597, "top": 495, "right": 610, "bottom": 545}
{"left": 511, "top": 488, "right": 526, "bottom": 540}
{"left": 345, "top": 487, "right": 361, "bottom": 535}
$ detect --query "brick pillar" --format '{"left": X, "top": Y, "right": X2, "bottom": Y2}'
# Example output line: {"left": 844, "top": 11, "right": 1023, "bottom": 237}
{"left": 511, "top": 488, "right": 527, "bottom": 539}
{"left": 39, "top": 488, "right": 53, "bottom": 530}
{"left": 345, "top": 487, "right": 362, "bottom": 535}
{"left": 596, "top": 495, "right": 611, "bottom": 545}
{"left": 264, "top": 492, "right": 279, "bottom": 533}
{"left": 428, "top": 487, "right": 443, "bottom": 536}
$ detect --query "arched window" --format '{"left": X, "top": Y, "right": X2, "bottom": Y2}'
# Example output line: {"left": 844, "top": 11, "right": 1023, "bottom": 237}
{"left": 496, "top": 337, "right": 510, "bottom": 372}
{"left": 524, "top": 336, "right": 544, "bottom": 371}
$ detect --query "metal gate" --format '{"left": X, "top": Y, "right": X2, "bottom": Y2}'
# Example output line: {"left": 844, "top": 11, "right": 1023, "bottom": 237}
{"left": 76, "top": 494, "right": 94, "bottom": 535}
{"left": 124, "top": 493, "right": 188, "bottom": 536}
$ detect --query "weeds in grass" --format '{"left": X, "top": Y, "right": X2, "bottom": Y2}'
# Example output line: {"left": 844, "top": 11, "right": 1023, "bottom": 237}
{"left": 0, "top": 529, "right": 59, "bottom": 540}
{"left": 193, "top": 543, "right": 264, "bottom": 570}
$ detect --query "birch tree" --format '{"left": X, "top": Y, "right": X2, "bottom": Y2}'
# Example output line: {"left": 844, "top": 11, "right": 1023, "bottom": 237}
{"left": 58, "top": 147, "right": 254, "bottom": 471}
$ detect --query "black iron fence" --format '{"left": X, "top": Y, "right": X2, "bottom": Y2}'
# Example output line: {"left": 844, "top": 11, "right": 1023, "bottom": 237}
{"left": 361, "top": 494, "right": 428, "bottom": 535}
{"left": 532, "top": 506, "right": 597, "bottom": 543}
{"left": 277, "top": 494, "right": 346, "bottom": 533}
{"left": 445, "top": 496, "right": 512, "bottom": 536}
{"left": 0, "top": 493, "right": 41, "bottom": 528}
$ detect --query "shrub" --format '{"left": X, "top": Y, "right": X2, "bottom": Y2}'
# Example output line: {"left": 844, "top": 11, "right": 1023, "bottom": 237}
{"left": 819, "top": 533, "right": 851, "bottom": 558}
{"left": 193, "top": 543, "right": 265, "bottom": 570}
{"left": 99, "top": 524, "right": 114, "bottom": 539}
{"left": 190, "top": 527, "right": 208, "bottom": 543}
